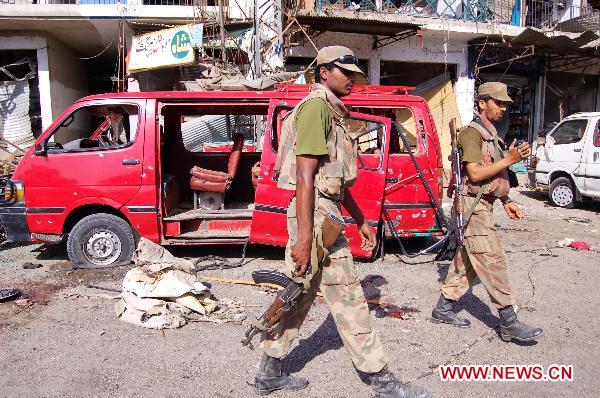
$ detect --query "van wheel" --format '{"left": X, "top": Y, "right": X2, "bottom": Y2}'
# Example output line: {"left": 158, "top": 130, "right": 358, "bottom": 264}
{"left": 67, "top": 213, "right": 135, "bottom": 268}
{"left": 549, "top": 177, "right": 578, "bottom": 208}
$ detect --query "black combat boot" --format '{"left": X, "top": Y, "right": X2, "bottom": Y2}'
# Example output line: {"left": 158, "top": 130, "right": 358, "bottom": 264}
{"left": 253, "top": 353, "right": 308, "bottom": 395}
{"left": 431, "top": 294, "right": 471, "bottom": 328}
{"left": 498, "top": 306, "right": 544, "bottom": 342}
{"left": 369, "top": 366, "right": 431, "bottom": 398}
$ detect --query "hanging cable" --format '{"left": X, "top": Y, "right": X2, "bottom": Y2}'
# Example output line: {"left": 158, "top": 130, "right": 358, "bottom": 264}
{"left": 76, "top": 39, "right": 115, "bottom": 60}
{"left": 193, "top": 238, "right": 251, "bottom": 271}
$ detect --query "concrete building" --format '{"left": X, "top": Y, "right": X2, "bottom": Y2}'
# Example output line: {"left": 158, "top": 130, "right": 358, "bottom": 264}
{"left": 282, "top": 0, "right": 600, "bottom": 161}
{"left": 0, "top": 2, "right": 221, "bottom": 144}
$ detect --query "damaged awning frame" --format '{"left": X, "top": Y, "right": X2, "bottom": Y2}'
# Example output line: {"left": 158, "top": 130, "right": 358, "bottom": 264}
{"left": 373, "top": 29, "right": 419, "bottom": 50}
{"left": 474, "top": 45, "right": 536, "bottom": 74}
{"left": 469, "top": 28, "right": 600, "bottom": 74}
{"left": 294, "top": 12, "right": 421, "bottom": 50}
{"left": 544, "top": 54, "right": 600, "bottom": 73}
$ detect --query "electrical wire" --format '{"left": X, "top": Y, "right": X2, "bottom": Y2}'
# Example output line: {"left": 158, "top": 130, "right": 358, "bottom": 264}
{"left": 193, "top": 238, "right": 251, "bottom": 271}
{"left": 76, "top": 38, "right": 115, "bottom": 60}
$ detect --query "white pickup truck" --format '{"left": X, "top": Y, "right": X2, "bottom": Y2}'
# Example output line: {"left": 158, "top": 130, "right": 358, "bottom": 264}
{"left": 529, "top": 112, "right": 600, "bottom": 208}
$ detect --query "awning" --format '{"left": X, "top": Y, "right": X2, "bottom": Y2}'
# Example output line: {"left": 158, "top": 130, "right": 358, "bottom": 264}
{"left": 294, "top": 11, "right": 420, "bottom": 36}
{"left": 509, "top": 28, "right": 599, "bottom": 56}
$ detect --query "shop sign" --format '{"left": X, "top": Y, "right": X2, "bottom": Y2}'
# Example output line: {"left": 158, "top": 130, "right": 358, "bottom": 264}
{"left": 129, "top": 25, "right": 202, "bottom": 73}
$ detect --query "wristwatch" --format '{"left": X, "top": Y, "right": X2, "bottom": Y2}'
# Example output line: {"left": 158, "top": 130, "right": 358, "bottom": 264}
{"left": 501, "top": 197, "right": 513, "bottom": 205}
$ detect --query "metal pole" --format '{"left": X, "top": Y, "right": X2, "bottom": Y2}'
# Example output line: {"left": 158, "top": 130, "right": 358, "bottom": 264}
{"left": 253, "top": 0, "right": 262, "bottom": 78}
{"left": 219, "top": 0, "right": 227, "bottom": 67}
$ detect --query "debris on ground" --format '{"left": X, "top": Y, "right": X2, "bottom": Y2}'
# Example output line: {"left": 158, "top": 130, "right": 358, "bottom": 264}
{"left": 0, "top": 288, "right": 21, "bottom": 302}
{"left": 191, "top": 298, "right": 248, "bottom": 325}
{"left": 14, "top": 298, "right": 32, "bottom": 308}
{"left": 376, "top": 303, "right": 420, "bottom": 320}
{"left": 130, "top": 237, "right": 196, "bottom": 274}
{"left": 569, "top": 241, "right": 591, "bottom": 251}
{"left": 557, "top": 238, "right": 591, "bottom": 251}
{"left": 22, "top": 262, "right": 42, "bottom": 269}
{"left": 564, "top": 217, "right": 592, "bottom": 224}
{"left": 115, "top": 238, "right": 217, "bottom": 329}
{"left": 557, "top": 238, "right": 575, "bottom": 247}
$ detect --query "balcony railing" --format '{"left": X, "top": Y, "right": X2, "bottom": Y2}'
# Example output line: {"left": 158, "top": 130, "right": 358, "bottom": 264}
{"left": 315, "top": 0, "right": 600, "bottom": 30}
{"left": 0, "top": 0, "right": 198, "bottom": 5}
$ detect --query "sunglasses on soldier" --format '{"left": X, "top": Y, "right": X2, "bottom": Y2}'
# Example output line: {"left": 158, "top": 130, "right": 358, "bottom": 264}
{"left": 334, "top": 55, "right": 359, "bottom": 65}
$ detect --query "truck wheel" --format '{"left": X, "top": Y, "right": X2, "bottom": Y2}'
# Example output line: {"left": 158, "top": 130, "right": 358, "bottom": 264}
{"left": 67, "top": 213, "right": 135, "bottom": 268}
{"left": 549, "top": 177, "right": 578, "bottom": 208}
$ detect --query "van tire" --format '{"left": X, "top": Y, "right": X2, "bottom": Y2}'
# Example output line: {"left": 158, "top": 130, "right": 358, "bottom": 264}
{"left": 67, "top": 213, "right": 135, "bottom": 268}
{"left": 549, "top": 177, "right": 578, "bottom": 208}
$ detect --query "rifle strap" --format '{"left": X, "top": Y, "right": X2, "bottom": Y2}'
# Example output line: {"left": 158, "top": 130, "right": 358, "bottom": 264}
{"left": 462, "top": 181, "right": 490, "bottom": 228}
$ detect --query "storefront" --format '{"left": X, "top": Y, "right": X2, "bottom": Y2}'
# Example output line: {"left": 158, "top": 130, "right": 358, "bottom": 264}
{"left": 469, "top": 28, "right": 600, "bottom": 143}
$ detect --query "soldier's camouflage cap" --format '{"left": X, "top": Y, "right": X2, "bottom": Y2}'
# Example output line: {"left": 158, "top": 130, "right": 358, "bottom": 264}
{"left": 316, "top": 46, "right": 365, "bottom": 75}
{"left": 478, "top": 82, "right": 513, "bottom": 103}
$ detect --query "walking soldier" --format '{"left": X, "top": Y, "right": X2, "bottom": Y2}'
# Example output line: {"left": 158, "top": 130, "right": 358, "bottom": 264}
{"left": 431, "top": 82, "right": 544, "bottom": 343}
{"left": 252, "top": 46, "right": 430, "bottom": 398}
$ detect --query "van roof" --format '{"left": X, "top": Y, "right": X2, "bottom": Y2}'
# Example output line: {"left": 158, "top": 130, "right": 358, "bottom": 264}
{"left": 77, "top": 84, "right": 425, "bottom": 105}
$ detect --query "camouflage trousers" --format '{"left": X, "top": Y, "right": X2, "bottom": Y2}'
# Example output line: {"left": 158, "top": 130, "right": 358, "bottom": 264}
{"left": 259, "top": 196, "right": 387, "bottom": 374}
{"left": 441, "top": 196, "right": 516, "bottom": 309}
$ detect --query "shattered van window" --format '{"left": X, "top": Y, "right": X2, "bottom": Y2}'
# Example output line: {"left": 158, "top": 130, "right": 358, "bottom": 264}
{"left": 52, "top": 104, "right": 139, "bottom": 151}
{"left": 351, "top": 107, "right": 417, "bottom": 154}
{"left": 550, "top": 119, "right": 587, "bottom": 145}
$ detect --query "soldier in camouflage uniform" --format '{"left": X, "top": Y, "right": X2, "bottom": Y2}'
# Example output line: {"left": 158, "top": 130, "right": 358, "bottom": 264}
{"left": 431, "top": 82, "right": 544, "bottom": 343}
{"left": 253, "top": 46, "right": 430, "bottom": 398}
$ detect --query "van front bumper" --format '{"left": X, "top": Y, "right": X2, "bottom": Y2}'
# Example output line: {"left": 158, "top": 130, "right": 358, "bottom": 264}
{"left": 0, "top": 205, "right": 31, "bottom": 242}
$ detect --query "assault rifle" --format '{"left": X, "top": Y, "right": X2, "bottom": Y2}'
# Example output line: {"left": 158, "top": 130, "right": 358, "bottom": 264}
{"left": 431, "top": 118, "right": 464, "bottom": 261}
{"left": 241, "top": 211, "right": 345, "bottom": 350}
{"left": 241, "top": 271, "right": 304, "bottom": 350}
{"left": 447, "top": 118, "right": 465, "bottom": 248}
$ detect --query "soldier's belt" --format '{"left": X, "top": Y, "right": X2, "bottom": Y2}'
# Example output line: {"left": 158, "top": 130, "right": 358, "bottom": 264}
{"left": 317, "top": 189, "right": 343, "bottom": 202}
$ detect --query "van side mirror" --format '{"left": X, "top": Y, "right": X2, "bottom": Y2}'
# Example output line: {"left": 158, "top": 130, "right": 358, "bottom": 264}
{"left": 34, "top": 143, "right": 46, "bottom": 156}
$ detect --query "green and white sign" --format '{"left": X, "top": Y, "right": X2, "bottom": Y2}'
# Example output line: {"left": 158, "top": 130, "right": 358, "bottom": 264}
{"left": 129, "top": 24, "right": 200, "bottom": 73}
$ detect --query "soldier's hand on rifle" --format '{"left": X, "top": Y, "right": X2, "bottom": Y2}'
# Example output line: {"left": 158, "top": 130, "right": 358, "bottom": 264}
{"left": 291, "top": 239, "right": 312, "bottom": 276}
{"left": 508, "top": 140, "right": 531, "bottom": 164}
{"left": 358, "top": 222, "right": 376, "bottom": 251}
{"left": 504, "top": 202, "right": 526, "bottom": 220}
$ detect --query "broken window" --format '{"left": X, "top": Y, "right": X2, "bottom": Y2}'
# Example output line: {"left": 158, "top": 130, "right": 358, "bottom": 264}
{"left": 49, "top": 103, "right": 140, "bottom": 152}
{"left": 352, "top": 107, "right": 418, "bottom": 154}
{"left": 550, "top": 119, "right": 587, "bottom": 145}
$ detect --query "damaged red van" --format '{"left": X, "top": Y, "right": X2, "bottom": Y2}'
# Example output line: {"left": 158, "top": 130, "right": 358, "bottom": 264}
{"left": 0, "top": 85, "right": 444, "bottom": 268}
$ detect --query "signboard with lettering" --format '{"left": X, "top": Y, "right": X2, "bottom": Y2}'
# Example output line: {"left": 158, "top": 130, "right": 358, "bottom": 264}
{"left": 128, "top": 25, "right": 201, "bottom": 73}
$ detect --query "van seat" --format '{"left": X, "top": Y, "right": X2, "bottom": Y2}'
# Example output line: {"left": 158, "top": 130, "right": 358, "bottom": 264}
{"left": 189, "top": 133, "right": 244, "bottom": 194}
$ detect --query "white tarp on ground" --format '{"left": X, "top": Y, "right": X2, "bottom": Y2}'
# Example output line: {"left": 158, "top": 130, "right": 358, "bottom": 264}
{"left": 115, "top": 238, "right": 217, "bottom": 329}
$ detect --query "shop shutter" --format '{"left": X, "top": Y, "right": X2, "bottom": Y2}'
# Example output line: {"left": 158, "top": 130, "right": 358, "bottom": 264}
{"left": 0, "top": 80, "right": 34, "bottom": 150}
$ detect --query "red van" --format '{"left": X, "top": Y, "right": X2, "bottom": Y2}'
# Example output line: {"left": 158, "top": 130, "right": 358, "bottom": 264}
{"left": 0, "top": 85, "right": 443, "bottom": 268}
